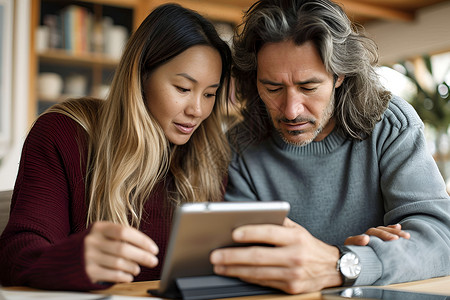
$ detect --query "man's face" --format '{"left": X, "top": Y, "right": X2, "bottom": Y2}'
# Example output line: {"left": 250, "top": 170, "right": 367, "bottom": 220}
{"left": 256, "top": 40, "right": 343, "bottom": 146}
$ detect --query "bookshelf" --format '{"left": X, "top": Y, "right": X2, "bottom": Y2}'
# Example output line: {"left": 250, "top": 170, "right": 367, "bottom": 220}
{"left": 29, "top": 0, "right": 244, "bottom": 122}
{"left": 29, "top": 0, "right": 142, "bottom": 118}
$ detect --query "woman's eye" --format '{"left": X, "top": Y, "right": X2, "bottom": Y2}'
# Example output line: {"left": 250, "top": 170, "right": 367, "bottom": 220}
{"left": 204, "top": 93, "right": 216, "bottom": 98}
{"left": 176, "top": 86, "right": 190, "bottom": 93}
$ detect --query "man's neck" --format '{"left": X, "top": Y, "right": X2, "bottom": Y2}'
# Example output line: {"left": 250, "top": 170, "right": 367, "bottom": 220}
{"left": 314, "top": 117, "right": 336, "bottom": 142}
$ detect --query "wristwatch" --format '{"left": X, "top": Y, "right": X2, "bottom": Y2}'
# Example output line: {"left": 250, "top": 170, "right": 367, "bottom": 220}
{"left": 336, "top": 245, "right": 362, "bottom": 286}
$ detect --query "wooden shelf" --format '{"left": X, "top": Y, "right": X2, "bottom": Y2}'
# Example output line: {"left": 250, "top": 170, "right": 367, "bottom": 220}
{"left": 38, "top": 49, "right": 119, "bottom": 68}
{"left": 87, "top": 0, "right": 139, "bottom": 7}
{"left": 29, "top": 0, "right": 139, "bottom": 118}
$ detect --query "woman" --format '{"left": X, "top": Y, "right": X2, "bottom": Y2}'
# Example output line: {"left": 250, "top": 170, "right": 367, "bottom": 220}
{"left": 0, "top": 3, "right": 231, "bottom": 291}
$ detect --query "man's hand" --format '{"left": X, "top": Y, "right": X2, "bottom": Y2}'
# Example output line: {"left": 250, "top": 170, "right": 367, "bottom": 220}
{"left": 84, "top": 221, "right": 159, "bottom": 284}
{"left": 210, "top": 218, "right": 342, "bottom": 294}
{"left": 345, "top": 224, "right": 411, "bottom": 246}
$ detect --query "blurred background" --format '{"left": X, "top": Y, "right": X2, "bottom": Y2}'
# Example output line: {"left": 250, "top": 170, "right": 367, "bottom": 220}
{"left": 0, "top": 0, "right": 449, "bottom": 192}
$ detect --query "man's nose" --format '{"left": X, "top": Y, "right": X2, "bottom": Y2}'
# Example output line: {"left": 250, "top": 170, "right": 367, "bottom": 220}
{"left": 281, "top": 89, "right": 304, "bottom": 120}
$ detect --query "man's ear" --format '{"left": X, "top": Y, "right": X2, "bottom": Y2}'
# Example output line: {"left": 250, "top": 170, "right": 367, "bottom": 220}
{"left": 335, "top": 75, "right": 345, "bottom": 88}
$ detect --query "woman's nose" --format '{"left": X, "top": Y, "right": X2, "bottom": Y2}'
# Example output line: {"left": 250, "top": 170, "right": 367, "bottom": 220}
{"left": 185, "top": 94, "right": 203, "bottom": 117}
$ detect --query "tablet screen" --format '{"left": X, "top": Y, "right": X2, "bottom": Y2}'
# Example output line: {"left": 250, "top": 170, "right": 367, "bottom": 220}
{"left": 322, "top": 287, "right": 449, "bottom": 300}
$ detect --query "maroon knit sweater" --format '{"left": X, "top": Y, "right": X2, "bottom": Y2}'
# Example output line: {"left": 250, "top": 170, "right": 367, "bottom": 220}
{"left": 0, "top": 113, "right": 172, "bottom": 290}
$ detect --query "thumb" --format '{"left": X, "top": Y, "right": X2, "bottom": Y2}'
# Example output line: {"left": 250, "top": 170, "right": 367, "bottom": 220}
{"left": 283, "top": 217, "right": 300, "bottom": 228}
{"left": 345, "top": 234, "right": 370, "bottom": 246}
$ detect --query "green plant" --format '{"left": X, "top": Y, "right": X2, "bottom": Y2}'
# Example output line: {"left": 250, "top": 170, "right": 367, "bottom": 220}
{"left": 395, "top": 55, "right": 450, "bottom": 133}
{"left": 392, "top": 55, "right": 450, "bottom": 181}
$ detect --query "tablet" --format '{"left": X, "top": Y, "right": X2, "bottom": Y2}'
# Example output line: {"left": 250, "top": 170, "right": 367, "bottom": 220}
{"left": 321, "top": 287, "right": 449, "bottom": 300}
{"left": 149, "top": 201, "right": 290, "bottom": 299}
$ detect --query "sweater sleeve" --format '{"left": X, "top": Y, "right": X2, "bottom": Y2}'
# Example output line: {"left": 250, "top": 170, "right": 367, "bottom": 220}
{"left": 225, "top": 151, "right": 260, "bottom": 202}
{"left": 0, "top": 113, "right": 109, "bottom": 291}
{"left": 352, "top": 99, "right": 450, "bottom": 286}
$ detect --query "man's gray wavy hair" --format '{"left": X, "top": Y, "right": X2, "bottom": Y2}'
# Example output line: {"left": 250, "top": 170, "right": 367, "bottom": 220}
{"left": 231, "top": 0, "right": 391, "bottom": 146}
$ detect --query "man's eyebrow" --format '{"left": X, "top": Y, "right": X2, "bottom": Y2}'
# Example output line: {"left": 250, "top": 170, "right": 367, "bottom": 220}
{"left": 258, "top": 79, "right": 282, "bottom": 86}
{"left": 258, "top": 78, "right": 324, "bottom": 85}
{"left": 177, "top": 73, "right": 220, "bottom": 88}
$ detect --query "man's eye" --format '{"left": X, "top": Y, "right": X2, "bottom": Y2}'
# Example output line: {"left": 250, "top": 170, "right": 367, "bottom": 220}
{"left": 301, "top": 87, "right": 317, "bottom": 92}
{"left": 176, "top": 86, "right": 190, "bottom": 93}
{"left": 267, "top": 87, "right": 281, "bottom": 93}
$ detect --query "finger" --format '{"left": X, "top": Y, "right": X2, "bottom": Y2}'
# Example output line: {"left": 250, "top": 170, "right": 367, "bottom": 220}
{"left": 89, "top": 223, "right": 159, "bottom": 268}
{"left": 95, "top": 238, "right": 159, "bottom": 268}
{"left": 86, "top": 263, "right": 134, "bottom": 284}
{"left": 211, "top": 245, "right": 299, "bottom": 268}
{"left": 344, "top": 234, "right": 370, "bottom": 246}
{"left": 385, "top": 225, "right": 410, "bottom": 239}
{"left": 214, "top": 264, "right": 299, "bottom": 282}
{"left": 89, "top": 250, "right": 142, "bottom": 277}
{"left": 215, "top": 265, "right": 332, "bottom": 294}
{"left": 244, "top": 278, "right": 296, "bottom": 294}
{"left": 401, "top": 231, "right": 410, "bottom": 239}
{"left": 96, "top": 222, "right": 159, "bottom": 254}
{"left": 367, "top": 227, "right": 410, "bottom": 240}
{"left": 232, "top": 224, "right": 305, "bottom": 246}
{"left": 283, "top": 218, "right": 300, "bottom": 228}
{"left": 387, "top": 224, "right": 401, "bottom": 229}
{"left": 243, "top": 277, "right": 316, "bottom": 295}
{"left": 213, "top": 264, "right": 316, "bottom": 293}
{"left": 366, "top": 228, "right": 398, "bottom": 240}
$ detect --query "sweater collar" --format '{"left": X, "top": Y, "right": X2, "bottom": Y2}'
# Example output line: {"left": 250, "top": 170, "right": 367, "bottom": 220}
{"left": 271, "top": 127, "right": 347, "bottom": 155}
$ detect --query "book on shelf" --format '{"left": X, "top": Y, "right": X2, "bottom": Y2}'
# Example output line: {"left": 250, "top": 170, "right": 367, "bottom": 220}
{"left": 40, "top": 4, "right": 129, "bottom": 57}
{"left": 61, "top": 5, "right": 93, "bottom": 54}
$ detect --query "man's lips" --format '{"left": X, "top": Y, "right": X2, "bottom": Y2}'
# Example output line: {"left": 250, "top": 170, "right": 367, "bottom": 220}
{"left": 174, "top": 122, "right": 196, "bottom": 134}
{"left": 281, "top": 121, "right": 310, "bottom": 131}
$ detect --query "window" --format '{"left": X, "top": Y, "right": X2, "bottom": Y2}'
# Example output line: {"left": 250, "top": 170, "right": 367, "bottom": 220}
{"left": 0, "top": 0, "right": 13, "bottom": 158}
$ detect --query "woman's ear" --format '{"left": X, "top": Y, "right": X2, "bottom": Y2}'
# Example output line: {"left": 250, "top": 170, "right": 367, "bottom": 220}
{"left": 335, "top": 75, "right": 345, "bottom": 88}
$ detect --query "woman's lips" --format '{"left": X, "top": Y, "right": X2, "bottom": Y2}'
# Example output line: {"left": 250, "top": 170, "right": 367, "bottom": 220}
{"left": 174, "top": 122, "right": 196, "bottom": 134}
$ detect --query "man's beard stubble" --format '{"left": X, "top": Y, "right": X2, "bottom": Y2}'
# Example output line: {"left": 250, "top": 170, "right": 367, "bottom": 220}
{"left": 274, "top": 96, "right": 335, "bottom": 147}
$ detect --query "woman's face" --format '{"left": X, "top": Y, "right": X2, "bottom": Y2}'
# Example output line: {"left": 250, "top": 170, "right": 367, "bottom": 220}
{"left": 144, "top": 45, "right": 222, "bottom": 145}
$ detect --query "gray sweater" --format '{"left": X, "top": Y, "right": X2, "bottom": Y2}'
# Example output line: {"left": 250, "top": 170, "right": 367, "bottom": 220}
{"left": 225, "top": 96, "right": 450, "bottom": 286}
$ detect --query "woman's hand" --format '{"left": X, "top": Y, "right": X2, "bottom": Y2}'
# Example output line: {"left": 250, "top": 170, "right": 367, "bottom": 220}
{"left": 345, "top": 224, "right": 411, "bottom": 246}
{"left": 84, "top": 221, "right": 159, "bottom": 284}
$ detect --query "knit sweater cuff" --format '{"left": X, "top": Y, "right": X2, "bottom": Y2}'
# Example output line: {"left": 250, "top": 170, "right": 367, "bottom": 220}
{"left": 346, "top": 245, "right": 382, "bottom": 286}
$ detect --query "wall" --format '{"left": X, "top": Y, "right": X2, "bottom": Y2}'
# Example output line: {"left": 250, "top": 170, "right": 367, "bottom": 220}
{"left": 365, "top": 1, "right": 450, "bottom": 65}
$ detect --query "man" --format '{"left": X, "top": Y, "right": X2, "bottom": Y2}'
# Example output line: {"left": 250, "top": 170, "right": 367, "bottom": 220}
{"left": 210, "top": 0, "right": 450, "bottom": 294}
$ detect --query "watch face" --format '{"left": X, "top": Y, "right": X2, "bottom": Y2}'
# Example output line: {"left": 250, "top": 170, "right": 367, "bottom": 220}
{"left": 340, "top": 252, "right": 362, "bottom": 279}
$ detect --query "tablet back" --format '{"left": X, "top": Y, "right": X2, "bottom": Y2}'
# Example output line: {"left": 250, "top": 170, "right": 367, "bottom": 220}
{"left": 155, "top": 201, "right": 290, "bottom": 298}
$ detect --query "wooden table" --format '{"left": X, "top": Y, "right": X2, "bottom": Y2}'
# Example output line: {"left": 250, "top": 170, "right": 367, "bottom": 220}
{"left": 88, "top": 276, "right": 450, "bottom": 299}
{"left": 4, "top": 276, "right": 450, "bottom": 299}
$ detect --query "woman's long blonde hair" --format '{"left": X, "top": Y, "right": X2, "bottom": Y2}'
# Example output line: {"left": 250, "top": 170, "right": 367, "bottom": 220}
{"left": 47, "top": 4, "right": 232, "bottom": 228}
